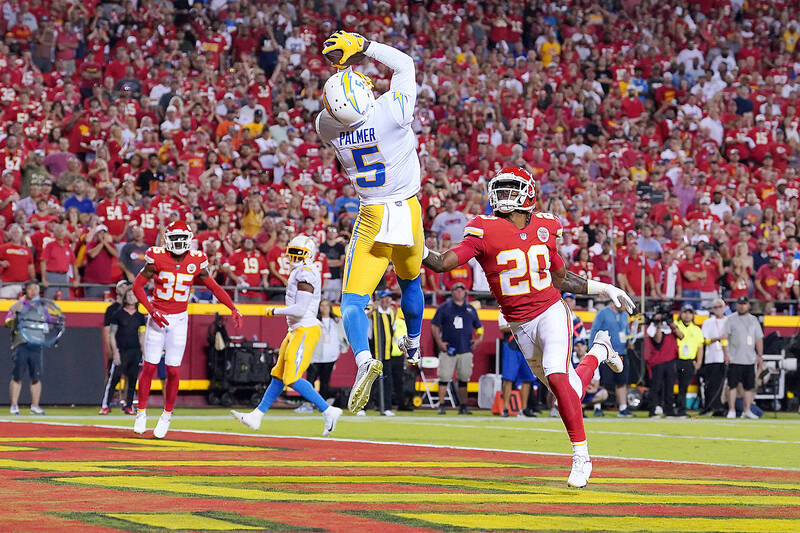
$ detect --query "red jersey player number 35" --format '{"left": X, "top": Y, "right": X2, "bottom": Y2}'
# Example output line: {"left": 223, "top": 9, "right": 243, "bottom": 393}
{"left": 144, "top": 247, "right": 209, "bottom": 314}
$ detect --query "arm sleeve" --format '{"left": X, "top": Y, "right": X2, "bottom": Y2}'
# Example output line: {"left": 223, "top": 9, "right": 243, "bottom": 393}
{"left": 363, "top": 42, "right": 416, "bottom": 107}
{"left": 451, "top": 236, "right": 482, "bottom": 266}
{"left": 200, "top": 273, "right": 237, "bottom": 311}
{"left": 132, "top": 273, "right": 153, "bottom": 314}
{"left": 274, "top": 288, "right": 314, "bottom": 318}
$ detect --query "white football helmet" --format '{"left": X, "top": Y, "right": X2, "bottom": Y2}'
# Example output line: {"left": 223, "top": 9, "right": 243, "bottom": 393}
{"left": 322, "top": 68, "right": 375, "bottom": 128}
{"left": 286, "top": 235, "right": 317, "bottom": 265}
{"left": 487, "top": 167, "right": 536, "bottom": 213}
{"left": 163, "top": 220, "right": 193, "bottom": 255}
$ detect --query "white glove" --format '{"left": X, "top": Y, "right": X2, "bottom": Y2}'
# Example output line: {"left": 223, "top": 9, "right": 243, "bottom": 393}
{"left": 587, "top": 280, "right": 636, "bottom": 314}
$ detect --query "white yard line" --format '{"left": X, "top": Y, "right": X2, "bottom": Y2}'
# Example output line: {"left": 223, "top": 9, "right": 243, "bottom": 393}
{"left": 3, "top": 415, "right": 798, "bottom": 444}
{"left": 2, "top": 419, "right": 799, "bottom": 472}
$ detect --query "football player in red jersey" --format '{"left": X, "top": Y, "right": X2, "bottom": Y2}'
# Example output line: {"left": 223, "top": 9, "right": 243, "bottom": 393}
{"left": 424, "top": 167, "right": 635, "bottom": 488}
{"left": 132, "top": 221, "right": 243, "bottom": 438}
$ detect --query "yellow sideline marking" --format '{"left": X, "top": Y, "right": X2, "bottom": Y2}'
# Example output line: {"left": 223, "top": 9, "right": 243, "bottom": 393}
{"left": 391, "top": 513, "right": 800, "bottom": 532}
{"left": 106, "top": 513, "right": 262, "bottom": 531}
{"left": 0, "top": 459, "right": 516, "bottom": 473}
{"left": 48, "top": 476, "right": 800, "bottom": 506}
{"left": 2, "top": 299, "right": 796, "bottom": 327}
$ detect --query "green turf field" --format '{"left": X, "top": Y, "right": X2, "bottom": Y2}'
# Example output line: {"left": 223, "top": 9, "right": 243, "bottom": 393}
{"left": 3, "top": 407, "right": 799, "bottom": 469}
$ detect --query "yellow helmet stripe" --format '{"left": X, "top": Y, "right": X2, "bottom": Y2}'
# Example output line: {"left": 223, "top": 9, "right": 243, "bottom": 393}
{"left": 341, "top": 70, "right": 361, "bottom": 114}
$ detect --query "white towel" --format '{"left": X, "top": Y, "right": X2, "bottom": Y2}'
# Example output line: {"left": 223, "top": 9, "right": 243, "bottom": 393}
{"left": 374, "top": 200, "right": 414, "bottom": 246}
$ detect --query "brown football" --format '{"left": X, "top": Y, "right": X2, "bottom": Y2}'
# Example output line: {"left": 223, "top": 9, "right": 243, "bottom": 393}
{"left": 324, "top": 49, "right": 344, "bottom": 66}
{"left": 324, "top": 50, "right": 366, "bottom": 69}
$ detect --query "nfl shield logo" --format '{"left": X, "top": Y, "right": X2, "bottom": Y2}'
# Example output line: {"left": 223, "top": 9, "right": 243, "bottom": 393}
{"left": 520, "top": 232, "right": 527, "bottom": 240}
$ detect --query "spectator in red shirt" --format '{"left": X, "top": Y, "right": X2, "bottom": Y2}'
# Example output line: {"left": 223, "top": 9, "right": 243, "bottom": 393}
{"left": 0, "top": 224, "right": 35, "bottom": 298}
{"left": 755, "top": 253, "right": 785, "bottom": 315}
{"left": 40, "top": 223, "right": 79, "bottom": 299}
{"left": 223, "top": 237, "right": 268, "bottom": 303}
{"left": 679, "top": 245, "right": 706, "bottom": 309}
{"left": 82, "top": 224, "right": 119, "bottom": 299}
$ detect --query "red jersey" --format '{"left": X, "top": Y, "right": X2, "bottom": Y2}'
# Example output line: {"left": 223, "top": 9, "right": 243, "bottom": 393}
{"left": 0, "top": 243, "right": 34, "bottom": 282}
{"left": 224, "top": 249, "right": 268, "bottom": 292}
{"left": 452, "top": 213, "right": 564, "bottom": 322}
{"left": 96, "top": 199, "right": 130, "bottom": 238}
{"left": 144, "top": 247, "right": 209, "bottom": 314}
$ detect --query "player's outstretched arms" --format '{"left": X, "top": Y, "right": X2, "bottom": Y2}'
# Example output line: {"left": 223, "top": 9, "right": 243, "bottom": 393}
{"left": 198, "top": 270, "right": 243, "bottom": 328}
{"left": 422, "top": 249, "right": 461, "bottom": 273}
{"left": 552, "top": 265, "right": 635, "bottom": 314}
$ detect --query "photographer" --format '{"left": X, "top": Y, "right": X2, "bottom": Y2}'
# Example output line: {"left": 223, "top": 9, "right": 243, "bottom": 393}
{"left": 644, "top": 305, "right": 680, "bottom": 417}
{"left": 5, "top": 282, "right": 46, "bottom": 415}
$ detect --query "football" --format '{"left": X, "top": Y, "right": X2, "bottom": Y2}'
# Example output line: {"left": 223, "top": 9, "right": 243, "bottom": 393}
{"left": 324, "top": 50, "right": 366, "bottom": 69}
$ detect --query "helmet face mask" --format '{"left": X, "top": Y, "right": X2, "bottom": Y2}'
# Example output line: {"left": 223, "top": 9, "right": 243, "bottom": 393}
{"left": 164, "top": 221, "right": 193, "bottom": 255}
{"left": 488, "top": 167, "right": 536, "bottom": 213}
{"left": 322, "top": 68, "right": 375, "bottom": 128}
{"left": 286, "top": 235, "right": 316, "bottom": 265}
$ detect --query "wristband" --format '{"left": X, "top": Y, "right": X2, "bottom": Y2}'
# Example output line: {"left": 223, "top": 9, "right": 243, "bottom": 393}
{"left": 586, "top": 279, "right": 608, "bottom": 295}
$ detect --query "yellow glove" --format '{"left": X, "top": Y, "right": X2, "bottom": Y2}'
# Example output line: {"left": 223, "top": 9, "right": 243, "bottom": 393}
{"left": 265, "top": 307, "right": 275, "bottom": 317}
{"left": 322, "top": 30, "right": 366, "bottom": 67}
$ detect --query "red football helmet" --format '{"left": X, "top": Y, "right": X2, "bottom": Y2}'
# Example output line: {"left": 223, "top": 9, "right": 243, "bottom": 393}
{"left": 163, "top": 220, "right": 193, "bottom": 255}
{"left": 487, "top": 167, "right": 536, "bottom": 213}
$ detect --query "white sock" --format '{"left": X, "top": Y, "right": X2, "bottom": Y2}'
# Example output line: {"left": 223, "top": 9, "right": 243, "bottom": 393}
{"left": 161, "top": 410, "right": 172, "bottom": 418}
{"left": 572, "top": 443, "right": 589, "bottom": 458}
{"left": 594, "top": 405, "right": 602, "bottom": 411}
{"left": 354, "top": 350, "right": 373, "bottom": 367}
{"left": 137, "top": 409, "right": 146, "bottom": 416}
{"left": 619, "top": 404, "right": 628, "bottom": 411}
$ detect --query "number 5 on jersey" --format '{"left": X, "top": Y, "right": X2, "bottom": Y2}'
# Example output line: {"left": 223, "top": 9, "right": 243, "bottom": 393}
{"left": 351, "top": 146, "right": 386, "bottom": 188}
{"left": 497, "top": 245, "right": 552, "bottom": 296}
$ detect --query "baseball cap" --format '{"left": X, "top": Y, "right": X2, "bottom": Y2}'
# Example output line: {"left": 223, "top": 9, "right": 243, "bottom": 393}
{"left": 451, "top": 282, "right": 467, "bottom": 290}
{"left": 94, "top": 224, "right": 109, "bottom": 233}
{"left": 116, "top": 279, "right": 131, "bottom": 291}
{"left": 377, "top": 289, "right": 393, "bottom": 298}
{"left": 737, "top": 296, "right": 750, "bottom": 304}
{"left": 224, "top": 92, "right": 235, "bottom": 99}
{"left": 680, "top": 303, "right": 694, "bottom": 312}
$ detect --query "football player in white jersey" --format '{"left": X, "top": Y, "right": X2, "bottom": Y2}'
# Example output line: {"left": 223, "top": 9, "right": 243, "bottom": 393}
{"left": 231, "top": 236, "right": 343, "bottom": 436}
{"left": 316, "top": 31, "right": 425, "bottom": 413}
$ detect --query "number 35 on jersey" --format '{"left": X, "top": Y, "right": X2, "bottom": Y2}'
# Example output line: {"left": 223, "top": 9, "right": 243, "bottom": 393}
{"left": 144, "top": 247, "right": 209, "bottom": 315}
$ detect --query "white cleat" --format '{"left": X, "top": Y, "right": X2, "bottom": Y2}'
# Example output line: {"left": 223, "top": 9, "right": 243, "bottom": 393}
{"left": 741, "top": 410, "right": 759, "bottom": 419}
{"left": 322, "top": 406, "right": 342, "bottom": 436}
{"left": 153, "top": 412, "right": 172, "bottom": 439}
{"left": 348, "top": 358, "right": 383, "bottom": 413}
{"left": 591, "top": 330, "right": 623, "bottom": 373}
{"left": 567, "top": 454, "right": 593, "bottom": 488}
{"left": 397, "top": 335, "right": 421, "bottom": 365}
{"left": 133, "top": 411, "right": 147, "bottom": 434}
{"left": 230, "top": 409, "right": 263, "bottom": 430}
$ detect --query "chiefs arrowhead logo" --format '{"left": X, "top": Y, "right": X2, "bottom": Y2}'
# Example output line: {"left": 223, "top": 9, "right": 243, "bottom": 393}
{"left": 520, "top": 232, "right": 527, "bottom": 240}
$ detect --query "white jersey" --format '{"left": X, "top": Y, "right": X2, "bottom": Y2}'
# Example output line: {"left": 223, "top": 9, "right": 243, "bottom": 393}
{"left": 315, "top": 42, "right": 420, "bottom": 205}
{"left": 285, "top": 263, "right": 322, "bottom": 331}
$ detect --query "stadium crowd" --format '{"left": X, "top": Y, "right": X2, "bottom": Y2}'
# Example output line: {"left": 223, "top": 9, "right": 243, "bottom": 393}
{"left": 1, "top": 0, "right": 800, "bottom": 314}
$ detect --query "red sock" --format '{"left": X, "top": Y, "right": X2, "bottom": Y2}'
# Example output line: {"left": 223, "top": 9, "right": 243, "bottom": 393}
{"left": 548, "top": 372, "right": 587, "bottom": 445}
{"left": 164, "top": 365, "right": 180, "bottom": 413}
{"left": 136, "top": 362, "right": 158, "bottom": 411}
{"left": 575, "top": 354, "right": 600, "bottom": 390}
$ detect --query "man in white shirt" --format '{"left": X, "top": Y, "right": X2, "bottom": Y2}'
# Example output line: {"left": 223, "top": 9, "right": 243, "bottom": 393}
{"left": 676, "top": 40, "right": 704, "bottom": 71}
{"left": 699, "top": 298, "right": 729, "bottom": 416}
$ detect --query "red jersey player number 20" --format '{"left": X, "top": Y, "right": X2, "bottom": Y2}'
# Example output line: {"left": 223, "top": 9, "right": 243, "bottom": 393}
{"left": 422, "top": 166, "right": 635, "bottom": 489}
{"left": 455, "top": 212, "right": 563, "bottom": 323}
